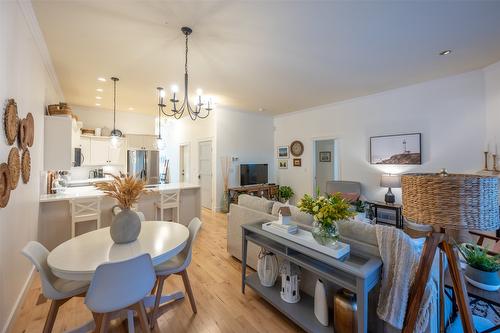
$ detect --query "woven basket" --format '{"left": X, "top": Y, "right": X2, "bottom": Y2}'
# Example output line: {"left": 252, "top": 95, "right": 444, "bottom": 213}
{"left": 401, "top": 173, "right": 500, "bottom": 230}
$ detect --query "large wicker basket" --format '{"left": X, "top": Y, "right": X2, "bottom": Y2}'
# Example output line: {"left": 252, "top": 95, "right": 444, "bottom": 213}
{"left": 401, "top": 173, "right": 499, "bottom": 230}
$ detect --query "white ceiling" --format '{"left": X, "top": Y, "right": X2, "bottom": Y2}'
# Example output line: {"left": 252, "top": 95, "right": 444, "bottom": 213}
{"left": 33, "top": 0, "right": 500, "bottom": 115}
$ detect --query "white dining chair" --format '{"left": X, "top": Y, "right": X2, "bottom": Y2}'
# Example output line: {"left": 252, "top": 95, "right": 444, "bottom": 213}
{"left": 85, "top": 253, "right": 156, "bottom": 333}
{"left": 70, "top": 197, "right": 102, "bottom": 237}
{"left": 22, "top": 241, "right": 89, "bottom": 333}
{"left": 150, "top": 217, "right": 202, "bottom": 328}
{"left": 154, "top": 189, "right": 180, "bottom": 222}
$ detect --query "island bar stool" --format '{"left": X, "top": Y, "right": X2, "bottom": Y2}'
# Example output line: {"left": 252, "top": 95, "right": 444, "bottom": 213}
{"left": 70, "top": 197, "right": 102, "bottom": 238}
{"left": 154, "top": 189, "right": 180, "bottom": 222}
{"left": 22, "top": 241, "right": 89, "bottom": 333}
{"left": 85, "top": 253, "right": 156, "bottom": 333}
{"left": 150, "top": 217, "right": 202, "bottom": 328}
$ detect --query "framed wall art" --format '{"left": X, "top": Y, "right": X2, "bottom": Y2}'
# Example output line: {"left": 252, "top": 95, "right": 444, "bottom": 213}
{"left": 278, "top": 159, "right": 288, "bottom": 169}
{"left": 277, "top": 146, "right": 289, "bottom": 159}
{"left": 319, "top": 151, "right": 331, "bottom": 162}
{"left": 293, "top": 158, "right": 301, "bottom": 167}
{"left": 370, "top": 133, "right": 421, "bottom": 165}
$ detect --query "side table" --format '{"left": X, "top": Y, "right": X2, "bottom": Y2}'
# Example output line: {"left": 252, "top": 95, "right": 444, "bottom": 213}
{"left": 367, "top": 201, "right": 403, "bottom": 229}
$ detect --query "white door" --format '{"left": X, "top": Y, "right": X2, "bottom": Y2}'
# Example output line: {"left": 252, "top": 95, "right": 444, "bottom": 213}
{"left": 90, "top": 137, "right": 110, "bottom": 165}
{"left": 314, "top": 139, "right": 336, "bottom": 195}
{"left": 179, "top": 144, "right": 190, "bottom": 183}
{"left": 198, "top": 141, "right": 212, "bottom": 209}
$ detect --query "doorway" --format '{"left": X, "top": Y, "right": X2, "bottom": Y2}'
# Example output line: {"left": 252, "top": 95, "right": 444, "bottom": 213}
{"left": 198, "top": 140, "right": 213, "bottom": 209}
{"left": 179, "top": 143, "right": 190, "bottom": 183}
{"left": 314, "top": 139, "right": 338, "bottom": 195}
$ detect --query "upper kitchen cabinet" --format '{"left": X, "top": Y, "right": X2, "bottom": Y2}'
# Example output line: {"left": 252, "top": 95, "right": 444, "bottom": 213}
{"left": 44, "top": 116, "right": 73, "bottom": 170}
{"left": 126, "top": 134, "right": 157, "bottom": 150}
{"left": 88, "top": 136, "right": 126, "bottom": 165}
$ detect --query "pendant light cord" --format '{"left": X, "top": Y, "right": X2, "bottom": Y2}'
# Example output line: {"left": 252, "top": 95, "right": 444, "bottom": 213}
{"left": 185, "top": 32, "right": 189, "bottom": 75}
{"left": 113, "top": 78, "right": 117, "bottom": 132}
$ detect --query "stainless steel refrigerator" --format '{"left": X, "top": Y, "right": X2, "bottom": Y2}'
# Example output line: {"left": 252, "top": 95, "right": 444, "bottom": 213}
{"left": 127, "top": 150, "right": 160, "bottom": 185}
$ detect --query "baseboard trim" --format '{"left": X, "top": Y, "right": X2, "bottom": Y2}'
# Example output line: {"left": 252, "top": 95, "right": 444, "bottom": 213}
{"left": 2, "top": 267, "right": 35, "bottom": 333}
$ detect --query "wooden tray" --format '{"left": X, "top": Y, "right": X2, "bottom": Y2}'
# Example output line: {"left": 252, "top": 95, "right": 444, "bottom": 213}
{"left": 0, "top": 163, "right": 11, "bottom": 208}
{"left": 262, "top": 221, "right": 350, "bottom": 259}
{"left": 3, "top": 99, "right": 18, "bottom": 145}
{"left": 8, "top": 147, "right": 20, "bottom": 190}
{"left": 21, "top": 149, "right": 31, "bottom": 184}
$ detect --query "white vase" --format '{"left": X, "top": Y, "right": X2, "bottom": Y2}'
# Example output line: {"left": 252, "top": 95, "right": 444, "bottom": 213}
{"left": 257, "top": 248, "right": 279, "bottom": 287}
{"left": 314, "top": 279, "right": 328, "bottom": 326}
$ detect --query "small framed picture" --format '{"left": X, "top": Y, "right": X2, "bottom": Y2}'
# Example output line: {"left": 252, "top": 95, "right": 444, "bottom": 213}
{"left": 293, "top": 158, "right": 301, "bottom": 167}
{"left": 277, "top": 146, "right": 289, "bottom": 158}
{"left": 278, "top": 159, "right": 288, "bottom": 169}
{"left": 319, "top": 151, "right": 331, "bottom": 162}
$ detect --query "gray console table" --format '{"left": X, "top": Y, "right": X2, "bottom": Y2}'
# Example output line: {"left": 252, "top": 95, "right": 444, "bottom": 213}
{"left": 241, "top": 222, "right": 382, "bottom": 333}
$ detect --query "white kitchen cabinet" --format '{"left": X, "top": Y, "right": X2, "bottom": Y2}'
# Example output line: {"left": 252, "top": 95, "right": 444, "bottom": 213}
{"left": 44, "top": 116, "right": 73, "bottom": 170}
{"left": 108, "top": 141, "right": 126, "bottom": 165}
{"left": 126, "top": 134, "right": 157, "bottom": 150}
{"left": 80, "top": 136, "right": 91, "bottom": 166}
{"left": 89, "top": 137, "right": 126, "bottom": 165}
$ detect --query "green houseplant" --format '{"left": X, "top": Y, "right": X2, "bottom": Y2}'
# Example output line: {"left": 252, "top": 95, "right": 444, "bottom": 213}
{"left": 458, "top": 243, "right": 500, "bottom": 291}
{"left": 297, "top": 192, "right": 355, "bottom": 246}
{"left": 278, "top": 186, "right": 294, "bottom": 203}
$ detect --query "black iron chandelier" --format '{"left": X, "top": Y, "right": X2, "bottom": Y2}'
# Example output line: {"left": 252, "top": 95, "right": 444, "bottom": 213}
{"left": 157, "top": 27, "right": 212, "bottom": 121}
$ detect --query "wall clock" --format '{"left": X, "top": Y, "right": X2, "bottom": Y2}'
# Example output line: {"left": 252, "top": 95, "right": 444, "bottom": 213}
{"left": 290, "top": 140, "right": 304, "bottom": 157}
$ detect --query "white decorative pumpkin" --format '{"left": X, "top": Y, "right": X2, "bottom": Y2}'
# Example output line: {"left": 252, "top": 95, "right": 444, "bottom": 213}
{"left": 314, "top": 279, "right": 329, "bottom": 326}
{"left": 257, "top": 248, "right": 279, "bottom": 287}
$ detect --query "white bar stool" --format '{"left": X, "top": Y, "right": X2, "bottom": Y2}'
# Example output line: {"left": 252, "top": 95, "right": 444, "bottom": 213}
{"left": 70, "top": 197, "right": 102, "bottom": 238}
{"left": 154, "top": 190, "right": 180, "bottom": 222}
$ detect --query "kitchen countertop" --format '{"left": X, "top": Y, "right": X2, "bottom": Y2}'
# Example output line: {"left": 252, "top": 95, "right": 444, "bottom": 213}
{"left": 40, "top": 182, "right": 201, "bottom": 203}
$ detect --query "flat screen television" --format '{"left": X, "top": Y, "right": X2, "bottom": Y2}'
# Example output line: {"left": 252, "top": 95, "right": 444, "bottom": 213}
{"left": 240, "top": 164, "right": 268, "bottom": 186}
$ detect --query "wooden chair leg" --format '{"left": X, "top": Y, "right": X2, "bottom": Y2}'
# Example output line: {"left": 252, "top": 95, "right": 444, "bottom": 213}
{"left": 150, "top": 275, "right": 166, "bottom": 329}
{"left": 92, "top": 312, "right": 103, "bottom": 333}
{"left": 43, "top": 299, "right": 64, "bottom": 333}
{"left": 134, "top": 301, "right": 152, "bottom": 333}
{"left": 181, "top": 270, "right": 197, "bottom": 314}
{"left": 99, "top": 313, "right": 110, "bottom": 333}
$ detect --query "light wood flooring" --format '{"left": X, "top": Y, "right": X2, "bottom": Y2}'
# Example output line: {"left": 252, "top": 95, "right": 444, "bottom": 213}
{"left": 11, "top": 209, "right": 303, "bottom": 333}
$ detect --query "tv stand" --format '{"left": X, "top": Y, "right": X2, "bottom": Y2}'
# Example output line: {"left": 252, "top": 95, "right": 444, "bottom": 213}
{"left": 228, "top": 184, "right": 279, "bottom": 206}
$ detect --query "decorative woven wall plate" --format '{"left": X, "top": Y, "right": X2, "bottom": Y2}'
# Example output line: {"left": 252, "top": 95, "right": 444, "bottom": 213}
{"left": 21, "top": 149, "right": 31, "bottom": 184}
{"left": 3, "top": 99, "right": 18, "bottom": 145}
{"left": 18, "top": 118, "right": 29, "bottom": 150}
{"left": 0, "top": 163, "right": 11, "bottom": 208}
{"left": 8, "top": 147, "right": 20, "bottom": 190}
{"left": 26, "top": 112, "right": 34, "bottom": 147}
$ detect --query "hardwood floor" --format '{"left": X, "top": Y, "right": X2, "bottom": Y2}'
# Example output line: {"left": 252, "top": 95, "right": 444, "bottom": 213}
{"left": 11, "top": 209, "right": 303, "bottom": 333}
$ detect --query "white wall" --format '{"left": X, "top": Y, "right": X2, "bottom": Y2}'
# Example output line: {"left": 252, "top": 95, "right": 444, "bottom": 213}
{"left": 484, "top": 60, "right": 500, "bottom": 155}
{"left": 274, "top": 70, "right": 486, "bottom": 204}
{"left": 215, "top": 108, "right": 275, "bottom": 209}
{"left": 72, "top": 105, "right": 157, "bottom": 135}
{"left": 0, "top": 2, "right": 62, "bottom": 331}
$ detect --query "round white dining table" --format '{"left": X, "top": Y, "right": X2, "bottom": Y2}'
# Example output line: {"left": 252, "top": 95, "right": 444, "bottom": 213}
{"left": 48, "top": 221, "right": 189, "bottom": 281}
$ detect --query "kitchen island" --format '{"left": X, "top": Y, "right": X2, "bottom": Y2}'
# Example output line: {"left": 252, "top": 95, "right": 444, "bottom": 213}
{"left": 39, "top": 183, "right": 201, "bottom": 250}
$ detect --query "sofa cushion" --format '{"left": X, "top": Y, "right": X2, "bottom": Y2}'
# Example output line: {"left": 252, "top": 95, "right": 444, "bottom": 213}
{"left": 271, "top": 202, "right": 314, "bottom": 226}
{"left": 237, "top": 194, "right": 274, "bottom": 214}
{"left": 337, "top": 219, "right": 378, "bottom": 247}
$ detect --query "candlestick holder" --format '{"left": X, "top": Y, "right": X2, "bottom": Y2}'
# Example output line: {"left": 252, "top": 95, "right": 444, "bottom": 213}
{"left": 484, "top": 151, "right": 489, "bottom": 170}
{"left": 493, "top": 154, "right": 499, "bottom": 173}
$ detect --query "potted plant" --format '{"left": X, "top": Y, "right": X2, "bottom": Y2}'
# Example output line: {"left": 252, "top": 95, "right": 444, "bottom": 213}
{"left": 458, "top": 243, "right": 500, "bottom": 291}
{"left": 96, "top": 175, "right": 146, "bottom": 244}
{"left": 297, "top": 192, "right": 355, "bottom": 246}
{"left": 279, "top": 185, "right": 294, "bottom": 204}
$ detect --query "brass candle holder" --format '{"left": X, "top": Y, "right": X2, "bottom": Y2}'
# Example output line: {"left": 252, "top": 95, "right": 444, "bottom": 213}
{"left": 484, "top": 151, "right": 489, "bottom": 170}
{"left": 493, "top": 154, "right": 499, "bottom": 173}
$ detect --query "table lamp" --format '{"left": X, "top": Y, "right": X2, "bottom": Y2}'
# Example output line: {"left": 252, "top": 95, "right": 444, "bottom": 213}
{"left": 401, "top": 172, "right": 499, "bottom": 332}
{"left": 380, "top": 174, "right": 401, "bottom": 204}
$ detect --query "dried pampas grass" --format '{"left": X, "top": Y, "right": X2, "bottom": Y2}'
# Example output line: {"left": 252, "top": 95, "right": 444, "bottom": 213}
{"left": 96, "top": 175, "right": 146, "bottom": 209}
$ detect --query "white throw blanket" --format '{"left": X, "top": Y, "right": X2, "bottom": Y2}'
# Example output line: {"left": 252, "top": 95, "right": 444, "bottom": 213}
{"left": 375, "top": 225, "right": 438, "bottom": 333}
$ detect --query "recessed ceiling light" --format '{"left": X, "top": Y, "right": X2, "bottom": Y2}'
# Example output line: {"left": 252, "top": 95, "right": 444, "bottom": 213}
{"left": 96, "top": 96, "right": 102, "bottom": 100}
{"left": 439, "top": 50, "right": 452, "bottom": 56}
{"left": 128, "top": 107, "right": 134, "bottom": 111}
{"left": 95, "top": 103, "right": 101, "bottom": 106}
{"left": 97, "top": 77, "right": 106, "bottom": 82}
{"left": 96, "top": 88, "right": 103, "bottom": 92}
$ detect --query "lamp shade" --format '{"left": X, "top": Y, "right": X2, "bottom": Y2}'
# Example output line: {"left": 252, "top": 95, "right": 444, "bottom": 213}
{"left": 380, "top": 174, "right": 401, "bottom": 188}
{"left": 401, "top": 173, "right": 499, "bottom": 230}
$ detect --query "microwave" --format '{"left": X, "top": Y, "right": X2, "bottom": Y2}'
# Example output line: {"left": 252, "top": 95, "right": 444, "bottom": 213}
{"left": 73, "top": 147, "right": 82, "bottom": 167}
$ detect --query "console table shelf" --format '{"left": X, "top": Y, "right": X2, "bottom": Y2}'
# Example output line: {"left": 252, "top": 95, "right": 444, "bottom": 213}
{"left": 242, "top": 222, "right": 382, "bottom": 333}
{"left": 246, "top": 272, "right": 333, "bottom": 333}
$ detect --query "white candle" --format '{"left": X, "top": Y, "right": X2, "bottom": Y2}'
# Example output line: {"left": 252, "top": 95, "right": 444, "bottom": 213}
{"left": 486, "top": 142, "right": 490, "bottom": 153}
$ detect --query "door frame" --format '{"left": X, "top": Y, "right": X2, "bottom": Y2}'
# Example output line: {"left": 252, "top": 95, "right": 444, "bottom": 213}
{"left": 311, "top": 136, "right": 340, "bottom": 196}
{"left": 198, "top": 139, "right": 215, "bottom": 211}
{"left": 179, "top": 142, "right": 191, "bottom": 183}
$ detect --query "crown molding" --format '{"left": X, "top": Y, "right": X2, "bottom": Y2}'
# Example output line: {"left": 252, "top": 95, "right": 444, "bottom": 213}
{"left": 17, "top": 0, "right": 64, "bottom": 100}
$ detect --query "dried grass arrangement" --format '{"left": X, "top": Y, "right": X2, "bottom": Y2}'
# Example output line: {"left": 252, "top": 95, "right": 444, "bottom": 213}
{"left": 96, "top": 175, "right": 146, "bottom": 209}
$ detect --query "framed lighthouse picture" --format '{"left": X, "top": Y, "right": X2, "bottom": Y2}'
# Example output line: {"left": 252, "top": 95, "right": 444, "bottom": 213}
{"left": 370, "top": 133, "right": 421, "bottom": 165}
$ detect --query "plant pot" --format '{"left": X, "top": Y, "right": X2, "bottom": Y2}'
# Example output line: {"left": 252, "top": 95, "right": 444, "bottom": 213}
{"left": 110, "top": 208, "right": 141, "bottom": 244}
{"left": 311, "top": 221, "right": 339, "bottom": 246}
{"left": 464, "top": 265, "right": 500, "bottom": 291}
